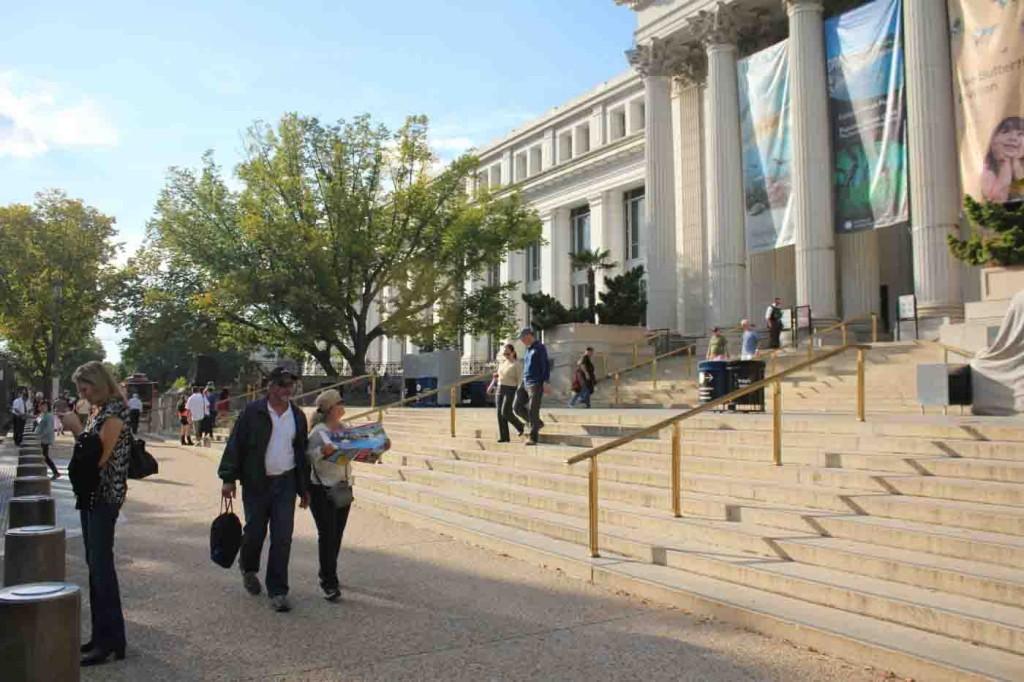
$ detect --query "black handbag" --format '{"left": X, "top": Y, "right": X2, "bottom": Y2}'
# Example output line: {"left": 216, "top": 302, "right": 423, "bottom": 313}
{"left": 209, "top": 498, "right": 242, "bottom": 568}
{"left": 128, "top": 438, "right": 159, "bottom": 479}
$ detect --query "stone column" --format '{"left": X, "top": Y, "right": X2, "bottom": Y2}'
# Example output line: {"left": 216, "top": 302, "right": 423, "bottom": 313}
{"left": 703, "top": 39, "right": 747, "bottom": 329}
{"left": 642, "top": 74, "right": 679, "bottom": 330}
{"left": 787, "top": 0, "right": 838, "bottom": 321}
{"left": 500, "top": 252, "right": 527, "bottom": 331}
{"left": 540, "top": 208, "right": 571, "bottom": 307}
{"left": 673, "top": 79, "right": 707, "bottom": 336}
{"left": 904, "top": 0, "right": 963, "bottom": 323}
{"left": 588, "top": 192, "right": 612, "bottom": 299}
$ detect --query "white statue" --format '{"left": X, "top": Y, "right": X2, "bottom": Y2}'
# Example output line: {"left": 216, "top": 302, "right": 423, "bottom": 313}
{"left": 971, "top": 289, "right": 1024, "bottom": 415}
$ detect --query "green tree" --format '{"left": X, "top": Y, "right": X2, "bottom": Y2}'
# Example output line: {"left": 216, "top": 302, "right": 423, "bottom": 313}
{"left": 424, "top": 282, "right": 520, "bottom": 351}
{"left": 521, "top": 292, "right": 589, "bottom": 332}
{"left": 146, "top": 113, "right": 541, "bottom": 376}
{"left": 57, "top": 335, "right": 106, "bottom": 388}
{"left": 0, "top": 191, "right": 120, "bottom": 396}
{"left": 948, "top": 195, "right": 1024, "bottom": 267}
{"left": 569, "top": 248, "right": 618, "bottom": 322}
{"left": 595, "top": 266, "right": 647, "bottom": 326}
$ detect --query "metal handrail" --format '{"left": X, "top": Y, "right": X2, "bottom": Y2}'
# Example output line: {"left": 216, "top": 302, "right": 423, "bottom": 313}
{"left": 925, "top": 340, "right": 974, "bottom": 363}
{"left": 566, "top": 343, "right": 869, "bottom": 557}
{"left": 806, "top": 314, "right": 878, "bottom": 358}
{"left": 221, "top": 373, "right": 376, "bottom": 415}
{"left": 605, "top": 344, "right": 698, "bottom": 406}
{"left": 347, "top": 370, "right": 493, "bottom": 435}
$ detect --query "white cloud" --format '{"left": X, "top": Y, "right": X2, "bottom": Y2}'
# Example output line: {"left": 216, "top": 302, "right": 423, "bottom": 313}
{"left": 0, "top": 71, "right": 118, "bottom": 159}
{"left": 431, "top": 135, "right": 475, "bottom": 155}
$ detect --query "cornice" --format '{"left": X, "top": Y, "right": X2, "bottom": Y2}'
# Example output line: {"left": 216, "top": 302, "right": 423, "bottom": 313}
{"left": 613, "top": 0, "right": 656, "bottom": 9}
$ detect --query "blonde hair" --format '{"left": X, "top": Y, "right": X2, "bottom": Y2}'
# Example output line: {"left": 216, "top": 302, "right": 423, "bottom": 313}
{"left": 72, "top": 361, "right": 125, "bottom": 405}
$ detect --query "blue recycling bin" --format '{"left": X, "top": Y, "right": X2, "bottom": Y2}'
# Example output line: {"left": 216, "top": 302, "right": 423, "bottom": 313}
{"left": 697, "top": 361, "right": 729, "bottom": 405}
{"left": 411, "top": 377, "right": 438, "bottom": 407}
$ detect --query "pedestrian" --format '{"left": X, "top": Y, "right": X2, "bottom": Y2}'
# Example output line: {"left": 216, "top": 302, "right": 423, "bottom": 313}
{"left": 127, "top": 393, "right": 143, "bottom": 435}
{"left": 766, "top": 297, "right": 784, "bottom": 350}
{"left": 10, "top": 388, "right": 28, "bottom": 445}
{"left": 31, "top": 391, "right": 44, "bottom": 430}
{"left": 493, "top": 344, "right": 525, "bottom": 443}
{"left": 740, "top": 319, "right": 760, "bottom": 361}
{"left": 706, "top": 327, "right": 729, "bottom": 361}
{"left": 568, "top": 347, "right": 596, "bottom": 408}
{"left": 176, "top": 395, "right": 192, "bottom": 446}
{"left": 219, "top": 366, "right": 310, "bottom": 613}
{"left": 306, "top": 389, "right": 353, "bottom": 602}
{"left": 61, "top": 361, "right": 132, "bottom": 667}
{"left": 215, "top": 388, "right": 231, "bottom": 428}
{"left": 185, "top": 386, "right": 208, "bottom": 446}
{"left": 512, "top": 328, "right": 549, "bottom": 446}
{"left": 204, "top": 383, "right": 218, "bottom": 441}
{"left": 36, "top": 400, "right": 61, "bottom": 479}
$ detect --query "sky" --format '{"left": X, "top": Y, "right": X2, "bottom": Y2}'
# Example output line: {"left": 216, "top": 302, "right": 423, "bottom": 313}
{"left": 0, "top": 0, "right": 636, "bottom": 363}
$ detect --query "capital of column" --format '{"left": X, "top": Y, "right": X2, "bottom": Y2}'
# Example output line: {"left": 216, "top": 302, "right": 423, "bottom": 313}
{"left": 782, "top": 0, "right": 824, "bottom": 15}
{"left": 688, "top": 1, "right": 773, "bottom": 50}
{"left": 626, "top": 35, "right": 707, "bottom": 84}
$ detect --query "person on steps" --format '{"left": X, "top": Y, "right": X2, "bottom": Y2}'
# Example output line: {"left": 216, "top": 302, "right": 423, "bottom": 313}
{"left": 513, "top": 328, "right": 549, "bottom": 446}
{"left": 568, "top": 347, "right": 596, "bottom": 409}
{"left": 706, "top": 327, "right": 729, "bottom": 361}
{"left": 493, "top": 344, "right": 525, "bottom": 443}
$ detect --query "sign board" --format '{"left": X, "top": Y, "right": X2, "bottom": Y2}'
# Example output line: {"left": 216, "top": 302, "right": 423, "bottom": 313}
{"left": 896, "top": 294, "right": 919, "bottom": 340}
{"left": 917, "top": 364, "right": 950, "bottom": 407}
{"left": 796, "top": 306, "right": 812, "bottom": 331}
{"left": 780, "top": 308, "right": 793, "bottom": 330}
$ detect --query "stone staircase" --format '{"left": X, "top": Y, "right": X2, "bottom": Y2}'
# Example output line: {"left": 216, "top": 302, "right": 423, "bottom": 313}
{"left": 353, "top": 407, "right": 1024, "bottom": 680}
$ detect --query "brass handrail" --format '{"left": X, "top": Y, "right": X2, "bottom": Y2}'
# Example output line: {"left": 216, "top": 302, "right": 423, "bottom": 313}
{"left": 606, "top": 344, "right": 698, "bottom": 406}
{"left": 566, "top": 343, "right": 868, "bottom": 558}
{"left": 806, "top": 313, "right": 878, "bottom": 359}
{"left": 223, "top": 373, "right": 376, "bottom": 414}
{"left": 925, "top": 340, "right": 974, "bottom": 364}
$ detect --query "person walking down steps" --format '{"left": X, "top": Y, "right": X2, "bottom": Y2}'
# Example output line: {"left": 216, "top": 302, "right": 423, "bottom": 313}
{"left": 492, "top": 344, "right": 525, "bottom": 443}
{"left": 37, "top": 400, "right": 61, "bottom": 479}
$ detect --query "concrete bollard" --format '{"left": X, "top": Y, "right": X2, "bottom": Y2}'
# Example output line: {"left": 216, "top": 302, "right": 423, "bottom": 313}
{"left": 7, "top": 496, "right": 56, "bottom": 529}
{"left": 12, "top": 477, "right": 51, "bottom": 498}
{"left": 15, "top": 464, "right": 47, "bottom": 479}
{"left": 3, "top": 526, "right": 66, "bottom": 587}
{"left": 0, "top": 582, "right": 81, "bottom": 682}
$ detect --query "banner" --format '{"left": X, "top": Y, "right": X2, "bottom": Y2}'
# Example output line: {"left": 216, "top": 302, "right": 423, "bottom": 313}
{"left": 949, "top": 0, "right": 1024, "bottom": 204}
{"left": 825, "top": 0, "right": 908, "bottom": 233}
{"left": 739, "top": 40, "right": 795, "bottom": 254}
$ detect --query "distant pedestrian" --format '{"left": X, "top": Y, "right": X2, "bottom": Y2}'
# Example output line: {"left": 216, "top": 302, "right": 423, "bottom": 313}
{"left": 11, "top": 388, "right": 28, "bottom": 445}
{"left": 219, "top": 366, "right": 310, "bottom": 613}
{"left": 513, "top": 328, "right": 549, "bottom": 446}
{"left": 306, "top": 389, "right": 353, "bottom": 602}
{"left": 185, "top": 386, "right": 208, "bottom": 446}
{"left": 493, "top": 344, "right": 524, "bottom": 443}
{"left": 568, "top": 347, "right": 596, "bottom": 408}
{"left": 740, "top": 320, "right": 760, "bottom": 361}
{"left": 706, "top": 327, "right": 729, "bottom": 361}
{"left": 201, "top": 384, "right": 217, "bottom": 443}
{"left": 177, "top": 395, "right": 192, "bottom": 446}
{"left": 62, "top": 361, "right": 132, "bottom": 667}
{"left": 766, "top": 297, "right": 784, "bottom": 349}
{"left": 127, "top": 393, "right": 143, "bottom": 435}
{"left": 215, "top": 388, "right": 231, "bottom": 427}
{"left": 36, "top": 400, "right": 61, "bottom": 479}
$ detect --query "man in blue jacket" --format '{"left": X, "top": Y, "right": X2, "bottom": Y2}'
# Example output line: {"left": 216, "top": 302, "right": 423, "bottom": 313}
{"left": 219, "top": 367, "right": 309, "bottom": 613}
{"left": 513, "top": 328, "right": 549, "bottom": 445}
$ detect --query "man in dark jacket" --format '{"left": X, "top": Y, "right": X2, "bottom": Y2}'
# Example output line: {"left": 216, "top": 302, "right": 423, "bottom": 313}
{"left": 513, "top": 328, "right": 550, "bottom": 445}
{"left": 219, "top": 367, "right": 309, "bottom": 612}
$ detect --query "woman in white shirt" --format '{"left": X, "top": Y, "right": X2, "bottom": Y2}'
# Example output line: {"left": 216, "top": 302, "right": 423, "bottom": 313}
{"left": 305, "top": 389, "right": 352, "bottom": 602}
{"left": 493, "top": 344, "right": 525, "bottom": 443}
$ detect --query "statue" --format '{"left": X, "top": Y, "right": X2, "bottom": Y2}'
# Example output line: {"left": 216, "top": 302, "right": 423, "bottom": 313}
{"left": 971, "top": 289, "right": 1024, "bottom": 415}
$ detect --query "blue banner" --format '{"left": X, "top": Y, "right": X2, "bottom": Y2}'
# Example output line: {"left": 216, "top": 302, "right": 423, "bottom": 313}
{"left": 825, "top": 0, "right": 908, "bottom": 233}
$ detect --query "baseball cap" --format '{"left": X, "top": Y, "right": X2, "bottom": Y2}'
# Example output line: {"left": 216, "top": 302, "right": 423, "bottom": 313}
{"left": 268, "top": 366, "right": 297, "bottom": 385}
{"left": 315, "top": 388, "right": 344, "bottom": 413}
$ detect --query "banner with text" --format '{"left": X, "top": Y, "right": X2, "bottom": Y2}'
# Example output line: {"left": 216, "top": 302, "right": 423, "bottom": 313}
{"left": 739, "top": 40, "right": 794, "bottom": 254}
{"left": 949, "top": 0, "right": 1024, "bottom": 204}
{"left": 825, "top": 0, "right": 909, "bottom": 233}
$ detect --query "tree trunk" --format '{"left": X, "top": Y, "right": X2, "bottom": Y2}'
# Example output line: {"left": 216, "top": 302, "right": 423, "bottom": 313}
{"left": 310, "top": 347, "right": 339, "bottom": 377}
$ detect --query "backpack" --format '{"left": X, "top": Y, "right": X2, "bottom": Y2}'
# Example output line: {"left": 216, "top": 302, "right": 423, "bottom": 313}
{"left": 128, "top": 438, "right": 159, "bottom": 479}
{"left": 210, "top": 498, "right": 242, "bottom": 568}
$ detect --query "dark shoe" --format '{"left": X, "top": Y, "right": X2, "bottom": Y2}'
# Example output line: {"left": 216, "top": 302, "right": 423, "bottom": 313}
{"left": 81, "top": 640, "right": 94, "bottom": 653}
{"left": 323, "top": 586, "right": 341, "bottom": 602}
{"left": 80, "top": 646, "right": 125, "bottom": 667}
{"left": 51, "top": 471, "right": 60, "bottom": 480}
{"left": 270, "top": 595, "right": 291, "bottom": 612}
{"left": 496, "top": 439, "right": 510, "bottom": 443}
{"left": 180, "top": 437, "right": 186, "bottom": 445}
{"left": 525, "top": 440, "right": 539, "bottom": 446}
{"left": 241, "top": 567, "right": 261, "bottom": 596}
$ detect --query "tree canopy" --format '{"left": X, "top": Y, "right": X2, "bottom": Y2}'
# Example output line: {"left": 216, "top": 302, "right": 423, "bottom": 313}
{"left": 142, "top": 113, "right": 541, "bottom": 375}
{"left": 949, "top": 195, "right": 1024, "bottom": 267}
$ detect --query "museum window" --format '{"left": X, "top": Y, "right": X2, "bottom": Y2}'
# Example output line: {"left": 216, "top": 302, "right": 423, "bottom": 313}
{"left": 526, "top": 241, "right": 541, "bottom": 283}
{"left": 575, "top": 123, "right": 591, "bottom": 155}
{"left": 609, "top": 106, "right": 626, "bottom": 141}
{"left": 514, "top": 152, "right": 528, "bottom": 182}
{"left": 629, "top": 98, "right": 645, "bottom": 133}
{"left": 528, "top": 146, "right": 542, "bottom": 176}
{"left": 558, "top": 131, "right": 573, "bottom": 163}
{"left": 489, "top": 164, "right": 502, "bottom": 188}
{"left": 570, "top": 206, "right": 591, "bottom": 264}
{"left": 572, "top": 283, "right": 589, "bottom": 310}
{"left": 624, "top": 187, "right": 644, "bottom": 261}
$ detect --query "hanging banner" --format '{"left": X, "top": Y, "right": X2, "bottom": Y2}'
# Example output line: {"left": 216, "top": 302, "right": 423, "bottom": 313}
{"left": 739, "top": 40, "right": 795, "bottom": 254}
{"left": 825, "top": 0, "right": 909, "bottom": 233}
{"left": 949, "top": 0, "right": 1024, "bottom": 204}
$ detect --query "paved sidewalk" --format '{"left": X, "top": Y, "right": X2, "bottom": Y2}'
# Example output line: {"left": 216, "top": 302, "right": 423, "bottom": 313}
{"left": 11, "top": 436, "right": 887, "bottom": 681}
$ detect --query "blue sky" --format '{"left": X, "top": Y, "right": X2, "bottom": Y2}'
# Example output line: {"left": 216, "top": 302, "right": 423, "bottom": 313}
{"left": 0, "top": 0, "right": 636, "bottom": 361}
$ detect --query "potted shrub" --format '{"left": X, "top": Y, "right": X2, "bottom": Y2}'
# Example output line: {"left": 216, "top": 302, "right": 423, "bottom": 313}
{"left": 948, "top": 196, "right": 1024, "bottom": 300}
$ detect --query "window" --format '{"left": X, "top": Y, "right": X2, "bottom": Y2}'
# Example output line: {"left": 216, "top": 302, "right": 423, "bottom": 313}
{"left": 629, "top": 98, "right": 646, "bottom": 133}
{"left": 487, "top": 263, "right": 500, "bottom": 286}
{"left": 514, "top": 152, "right": 528, "bottom": 182}
{"left": 477, "top": 172, "right": 489, "bottom": 192}
{"left": 572, "top": 283, "right": 589, "bottom": 309}
{"left": 529, "top": 146, "right": 542, "bottom": 176}
{"left": 558, "top": 131, "right": 573, "bottom": 163}
{"left": 624, "top": 187, "right": 644, "bottom": 261}
{"left": 574, "top": 123, "right": 591, "bottom": 155}
{"left": 570, "top": 206, "right": 591, "bottom": 263}
{"left": 526, "top": 241, "right": 541, "bottom": 283}
{"left": 489, "top": 164, "right": 502, "bottom": 188}
{"left": 609, "top": 106, "right": 626, "bottom": 141}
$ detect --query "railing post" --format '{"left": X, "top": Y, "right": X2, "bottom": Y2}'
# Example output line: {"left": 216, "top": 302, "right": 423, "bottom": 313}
{"left": 772, "top": 380, "right": 782, "bottom": 466}
{"left": 614, "top": 373, "right": 620, "bottom": 407}
{"left": 632, "top": 344, "right": 638, "bottom": 367}
{"left": 856, "top": 348, "right": 866, "bottom": 422}
{"left": 671, "top": 423, "right": 682, "bottom": 518}
{"left": 588, "top": 458, "right": 600, "bottom": 558}
{"left": 689, "top": 347, "right": 696, "bottom": 378}
{"left": 807, "top": 332, "right": 814, "bottom": 360}
{"left": 652, "top": 358, "right": 658, "bottom": 390}
{"left": 871, "top": 313, "right": 878, "bottom": 343}
{"left": 841, "top": 323, "right": 848, "bottom": 346}
{"left": 370, "top": 375, "right": 377, "bottom": 409}
{"left": 450, "top": 386, "right": 457, "bottom": 438}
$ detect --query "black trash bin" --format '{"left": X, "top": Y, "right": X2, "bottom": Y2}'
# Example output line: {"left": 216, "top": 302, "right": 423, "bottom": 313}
{"left": 698, "top": 361, "right": 730, "bottom": 406}
{"left": 726, "top": 360, "right": 766, "bottom": 412}
{"left": 948, "top": 364, "right": 972, "bottom": 406}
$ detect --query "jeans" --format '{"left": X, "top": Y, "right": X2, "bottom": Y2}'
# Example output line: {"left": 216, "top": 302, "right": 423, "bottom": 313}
{"left": 569, "top": 385, "right": 592, "bottom": 408}
{"left": 80, "top": 502, "right": 126, "bottom": 651}
{"left": 495, "top": 385, "right": 524, "bottom": 441}
{"left": 12, "top": 415, "right": 25, "bottom": 445}
{"left": 308, "top": 485, "right": 352, "bottom": 591}
{"left": 40, "top": 444, "right": 59, "bottom": 476}
{"left": 240, "top": 473, "right": 297, "bottom": 597}
{"left": 513, "top": 384, "right": 544, "bottom": 441}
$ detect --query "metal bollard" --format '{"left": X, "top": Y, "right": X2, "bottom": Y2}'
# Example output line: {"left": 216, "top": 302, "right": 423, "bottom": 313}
{"left": 16, "top": 464, "right": 47, "bottom": 479}
{"left": 7, "top": 496, "right": 56, "bottom": 529}
{"left": 0, "top": 582, "right": 81, "bottom": 682}
{"left": 12, "top": 477, "right": 50, "bottom": 498}
{"left": 3, "top": 526, "right": 66, "bottom": 586}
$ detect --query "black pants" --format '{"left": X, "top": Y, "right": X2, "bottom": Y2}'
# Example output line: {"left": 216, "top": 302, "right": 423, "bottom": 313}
{"left": 240, "top": 474, "right": 297, "bottom": 597}
{"left": 129, "top": 410, "right": 140, "bottom": 434}
{"left": 40, "top": 444, "right": 59, "bottom": 476}
{"left": 81, "top": 502, "right": 126, "bottom": 651}
{"left": 768, "top": 321, "right": 782, "bottom": 349}
{"left": 513, "top": 384, "right": 544, "bottom": 441}
{"left": 12, "top": 415, "right": 25, "bottom": 445}
{"left": 496, "top": 385, "right": 524, "bottom": 441}
{"left": 308, "top": 484, "right": 352, "bottom": 591}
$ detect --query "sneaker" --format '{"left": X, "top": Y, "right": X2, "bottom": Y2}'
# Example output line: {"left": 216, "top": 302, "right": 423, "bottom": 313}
{"left": 525, "top": 440, "right": 539, "bottom": 446}
{"left": 270, "top": 595, "right": 291, "bottom": 612}
{"left": 240, "top": 567, "right": 261, "bottom": 596}
{"left": 323, "top": 586, "right": 341, "bottom": 602}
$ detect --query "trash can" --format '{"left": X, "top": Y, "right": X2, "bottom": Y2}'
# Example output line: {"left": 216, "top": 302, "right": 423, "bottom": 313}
{"left": 948, "top": 365, "right": 972, "bottom": 406}
{"left": 412, "top": 377, "right": 438, "bottom": 407}
{"left": 727, "top": 360, "right": 766, "bottom": 412}
{"left": 467, "top": 380, "right": 490, "bottom": 407}
{"left": 697, "top": 361, "right": 729, "bottom": 406}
